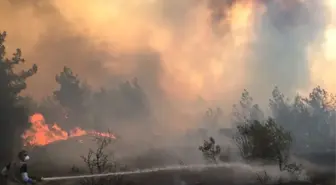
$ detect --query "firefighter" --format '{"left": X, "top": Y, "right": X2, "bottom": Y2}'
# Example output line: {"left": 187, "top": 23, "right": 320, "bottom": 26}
{"left": 1, "top": 150, "right": 43, "bottom": 185}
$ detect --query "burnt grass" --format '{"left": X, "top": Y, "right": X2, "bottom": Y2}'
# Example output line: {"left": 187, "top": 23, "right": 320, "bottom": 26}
{"left": 23, "top": 137, "right": 336, "bottom": 185}
{"left": 31, "top": 164, "right": 335, "bottom": 185}
{"left": 26, "top": 148, "right": 335, "bottom": 185}
{"left": 31, "top": 166, "right": 256, "bottom": 185}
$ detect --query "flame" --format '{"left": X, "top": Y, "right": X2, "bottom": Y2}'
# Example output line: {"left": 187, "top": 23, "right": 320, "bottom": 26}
{"left": 22, "top": 113, "right": 116, "bottom": 146}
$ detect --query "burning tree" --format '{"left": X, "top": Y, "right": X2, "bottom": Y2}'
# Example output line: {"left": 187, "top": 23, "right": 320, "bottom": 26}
{"left": 0, "top": 31, "right": 38, "bottom": 161}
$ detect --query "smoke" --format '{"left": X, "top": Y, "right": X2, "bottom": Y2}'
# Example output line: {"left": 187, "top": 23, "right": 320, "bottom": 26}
{"left": 1, "top": 0, "right": 335, "bottom": 130}
{"left": 1, "top": 2, "right": 336, "bottom": 181}
{"left": 250, "top": 1, "right": 321, "bottom": 99}
{"left": 308, "top": 0, "right": 336, "bottom": 93}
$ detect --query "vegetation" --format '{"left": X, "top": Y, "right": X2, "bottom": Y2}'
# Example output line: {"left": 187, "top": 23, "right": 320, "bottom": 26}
{"left": 0, "top": 31, "right": 334, "bottom": 185}
{"left": 72, "top": 135, "right": 129, "bottom": 185}
{"left": 199, "top": 137, "right": 221, "bottom": 163}
{"left": 0, "top": 31, "right": 37, "bottom": 162}
{"left": 234, "top": 118, "right": 292, "bottom": 169}
{"left": 233, "top": 118, "right": 305, "bottom": 183}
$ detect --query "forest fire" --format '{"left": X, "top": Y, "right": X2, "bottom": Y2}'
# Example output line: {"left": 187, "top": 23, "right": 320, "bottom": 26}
{"left": 22, "top": 113, "right": 116, "bottom": 146}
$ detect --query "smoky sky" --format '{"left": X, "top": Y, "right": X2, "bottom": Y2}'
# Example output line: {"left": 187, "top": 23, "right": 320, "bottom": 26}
{"left": 0, "top": 0, "right": 333, "bottom": 118}
{"left": 249, "top": 0, "right": 328, "bottom": 100}
{"left": 1, "top": 1, "right": 335, "bottom": 167}
{"left": 201, "top": 0, "right": 330, "bottom": 107}
{"left": 1, "top": 0, "right": 111, "bottom": 98}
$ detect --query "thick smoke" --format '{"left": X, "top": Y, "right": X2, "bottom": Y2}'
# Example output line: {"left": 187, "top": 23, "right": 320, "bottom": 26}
{"left": 249, "top": 0, "right": 330, "bottom": 102}
{"left": 1, "top": 2, "right": 335, "bottom": 180}
{"left": 0, "top": 0, "right": 335, "bottom": 131}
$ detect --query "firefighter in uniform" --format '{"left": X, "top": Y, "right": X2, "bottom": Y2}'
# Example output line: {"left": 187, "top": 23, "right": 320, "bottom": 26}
{"left": 1, "top": 150, "right": 43, "bottom": 185}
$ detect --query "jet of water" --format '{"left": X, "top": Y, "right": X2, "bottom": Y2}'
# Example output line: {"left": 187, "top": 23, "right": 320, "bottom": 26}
{"left": 42, "top": 162, "right": 260, "bottom": 181}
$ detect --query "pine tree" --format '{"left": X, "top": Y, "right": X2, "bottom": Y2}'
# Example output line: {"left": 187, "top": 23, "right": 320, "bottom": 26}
{"left": 0, "top": 31, "right": 38, "bottom": 161}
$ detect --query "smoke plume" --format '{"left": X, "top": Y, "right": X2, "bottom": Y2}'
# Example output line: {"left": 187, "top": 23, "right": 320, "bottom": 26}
{"left": 0, "top": 0, "right": 335, "bottom": 129}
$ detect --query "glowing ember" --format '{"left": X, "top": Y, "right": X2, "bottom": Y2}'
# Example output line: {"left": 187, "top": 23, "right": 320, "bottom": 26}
{"left": 22, "top": 113, "right": 116, "bottom": 146}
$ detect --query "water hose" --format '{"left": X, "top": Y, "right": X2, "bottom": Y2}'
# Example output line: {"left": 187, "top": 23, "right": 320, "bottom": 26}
{"left": 42, "top": 163, "right": 227, "bottom": 181}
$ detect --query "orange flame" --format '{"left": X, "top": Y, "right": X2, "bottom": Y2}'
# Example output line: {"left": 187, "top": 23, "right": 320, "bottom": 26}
{"left": 22, "top": 113, "right": 116, "bottom": 146}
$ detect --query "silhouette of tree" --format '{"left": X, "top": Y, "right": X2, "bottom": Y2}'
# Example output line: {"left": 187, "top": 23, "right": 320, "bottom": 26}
{"left": 232, "top": 89, "right": 264, "bottom": 125}
{"left": 234, "top": 118, "right": 292, "bottom": 170}
{"left": 270, "top": 86, "right": 336, "bottom": 153}
{"left": 0, "top": 31, "right": 38, "bottom": 161}
{"left": 299, "top": 87, "right": 335, "bottom": 152}
{"left": 53, "top": 66, "right": 87, "bottom": 129}
{"left": 77, "top": 135, "right": 128, "bottom": 185}
{"left": 117, "top": 78, "right": 150, "bottom": 120}
{"left": 69, "top": 133, "right": 131, "bottom": 185}
{"left": 199, "top": 137, "right": 221, "bottom": 164}
{"left": 54, "top": 66, "right": 85, "bottom": 111}
{"left": 269, "top": 86, "right": 293, "bottom": 132}
{"left": 91, "top": 78, "right": 150, "bottom": 126}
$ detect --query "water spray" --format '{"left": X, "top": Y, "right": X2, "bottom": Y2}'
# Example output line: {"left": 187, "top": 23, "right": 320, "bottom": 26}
{"left": 42, "top": 163, "right": 253, "bottom": 181}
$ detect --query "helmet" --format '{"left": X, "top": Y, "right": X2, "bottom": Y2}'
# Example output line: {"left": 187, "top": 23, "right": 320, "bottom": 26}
{"left": 18, "top": 150, "right": 29, "bottom": 162}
